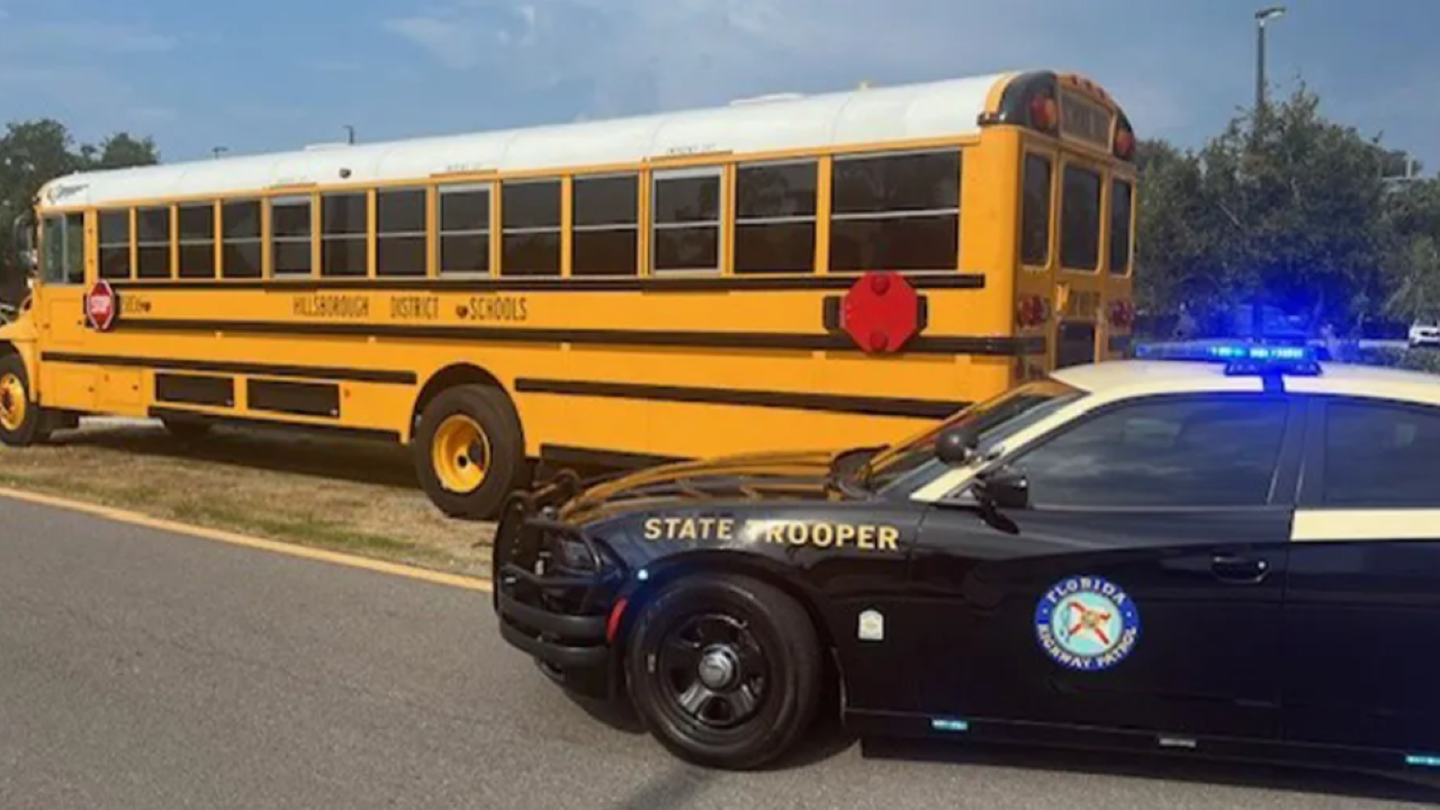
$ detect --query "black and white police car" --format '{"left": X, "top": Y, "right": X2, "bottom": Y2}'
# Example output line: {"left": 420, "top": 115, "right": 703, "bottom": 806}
{"left": 493, "top": 343, "right": 1440, "bottom": 778}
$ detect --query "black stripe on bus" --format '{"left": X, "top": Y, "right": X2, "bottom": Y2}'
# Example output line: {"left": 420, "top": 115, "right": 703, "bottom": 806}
{"left": 155, "top": 373, "right": 235, "bottom": 408}
{"left": 248, "top": 379, "right": 341, "bottom": 419}
{"left": 41, "top": 352, "right": 417, "bottom": 385}
{"left": 107, "top": 321, "right": 1045, "bottom": 357}
{"left": 515, "top": 379, "right": 969, "bottom": 419}
{"left": 539, "top": 444, "right": 686, "bottom": 471}
{"left": 148, "top": 407, "right": 400, "bottom": 442}
{"left": 107, "top": 273, "right": 987, "bottom": 294}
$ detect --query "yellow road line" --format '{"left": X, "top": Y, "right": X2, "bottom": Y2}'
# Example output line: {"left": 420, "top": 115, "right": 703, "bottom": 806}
{"left": 0, "top": 486, "right": 494, "bottom": 593}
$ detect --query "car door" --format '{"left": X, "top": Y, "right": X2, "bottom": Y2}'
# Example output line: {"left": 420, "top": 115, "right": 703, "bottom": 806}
{"left": 908, "top": 391, "right": 1304, "bottom": 743}
{"left": 1282, "top": 394, "right": 1440, "bottom": 755}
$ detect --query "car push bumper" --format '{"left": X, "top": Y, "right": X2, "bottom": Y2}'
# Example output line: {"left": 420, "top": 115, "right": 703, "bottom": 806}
{"left": 491, "top": 470, "right": 628, "bottom": 700}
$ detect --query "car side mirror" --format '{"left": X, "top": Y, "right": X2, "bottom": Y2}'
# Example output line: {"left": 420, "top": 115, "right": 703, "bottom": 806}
{"left": 974, "top": 466, "right": 1029, "bottom": 510}
{"left": 935, "top": 427, "right": 979, "bottom": 466}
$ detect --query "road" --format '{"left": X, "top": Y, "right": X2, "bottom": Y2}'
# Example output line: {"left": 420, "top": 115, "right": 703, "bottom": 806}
{"left": 1, "top": 496, "right": 1436, "bottom": 810}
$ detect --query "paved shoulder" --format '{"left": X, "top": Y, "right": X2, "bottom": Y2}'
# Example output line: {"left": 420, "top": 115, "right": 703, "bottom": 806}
{"left": 0, "top": 496, "right": 1432, "bottom": 809}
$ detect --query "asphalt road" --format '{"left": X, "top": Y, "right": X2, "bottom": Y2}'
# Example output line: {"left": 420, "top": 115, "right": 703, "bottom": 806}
{"left": 2, "top": 496, "right": 1438, "bottom": 810}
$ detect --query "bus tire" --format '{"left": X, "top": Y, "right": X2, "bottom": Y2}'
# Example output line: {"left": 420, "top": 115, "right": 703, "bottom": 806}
{"left": 413, "top": 384, "right": 525, "bottom": 521}
{"left": 0, "top": 354, "right": 52, "bottom": 447}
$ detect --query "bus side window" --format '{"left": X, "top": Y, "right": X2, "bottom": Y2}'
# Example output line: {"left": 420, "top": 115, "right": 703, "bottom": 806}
{"left": 501, "top": 178, "right": 562, "bottom": 277}
{"left": 1109, "top": 178, "right": 1133, "bottom": 276}
{"left": 99, "top": 210, "right": 132, "bottom": 280}
{"left": 572, "top": 174, "right": 639, "bottom": 277}
{"left": 136, "top": 206, "right": 172, "bottom": 279}
{"left": 652, "top": 167, "right": 723, "bottom": 274}
{"left": 271, "top": 196, "right": 314, "bottom": 278}
{"left": 439, "top": 184, "right": 491, "bottom": 276}
{"left": 321, "top": 192, "right": 368, "bottom": 277}
{"left": 1021, "top": 154, "right": 1052, "bottom": 267}
{"left": 829, "top": 149, "right": 961, "bottom": 273}
{"left": 178, "top": 202, "right": 217, "bottom": 279}
{"left": 734, "top": 160, "right": 817, "bottom": 275}
{"left": 1059, "top": 163, "right": 1101, "bottom": 272}
{"left": 377, "top": 188, "right": 428, "bottom": 277}
{"left": 40, "top": 214, "right": 85, "bottom": 286}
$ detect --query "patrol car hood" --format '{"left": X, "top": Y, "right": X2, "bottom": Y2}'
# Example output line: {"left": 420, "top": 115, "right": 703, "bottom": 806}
{"left": 557, "top": 449, "right": 847, "bottom": 525}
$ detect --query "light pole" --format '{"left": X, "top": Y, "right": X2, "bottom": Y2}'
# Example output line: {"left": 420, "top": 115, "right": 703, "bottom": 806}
{"left": 1255, "top": 6, "right": 1286, "bottom": 117}
{"left": 212, "top": 146, "right": 229, "bottom": 160}
{"left": 344, "top": 125, "right": 356, "bottom": 145}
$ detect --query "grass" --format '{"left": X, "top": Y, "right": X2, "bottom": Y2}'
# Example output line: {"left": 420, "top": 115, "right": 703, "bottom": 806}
{"left": 0, "top": 419, "right": 494, "bottom": 578}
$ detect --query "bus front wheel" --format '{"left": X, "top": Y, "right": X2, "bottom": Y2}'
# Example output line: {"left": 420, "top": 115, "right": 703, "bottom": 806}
{"left": 413, "top": 384, "right": 526, "bottom": 521}
{"left": 0, "top": 355, "right": 51, "bottom": 447}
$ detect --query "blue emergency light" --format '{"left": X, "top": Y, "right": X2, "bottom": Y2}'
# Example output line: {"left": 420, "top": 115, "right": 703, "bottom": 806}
{"left": 1133, "top": 341, "right": 1322, "bottom": 377}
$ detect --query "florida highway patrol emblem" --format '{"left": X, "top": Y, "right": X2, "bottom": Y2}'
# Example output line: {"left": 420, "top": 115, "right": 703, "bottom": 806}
{"left": 1034, "top": 576, "right": 1141, "bottom": 671}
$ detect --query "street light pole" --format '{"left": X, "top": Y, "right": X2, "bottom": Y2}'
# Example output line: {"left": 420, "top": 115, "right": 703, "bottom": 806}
{"left": 1254, "top": 6, "right": 1286, "bottom": 121}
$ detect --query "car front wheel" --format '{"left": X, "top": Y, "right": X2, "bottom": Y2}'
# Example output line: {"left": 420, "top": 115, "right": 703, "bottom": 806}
{"left": 623, "top": 573, "right": 823, "bottom": 770}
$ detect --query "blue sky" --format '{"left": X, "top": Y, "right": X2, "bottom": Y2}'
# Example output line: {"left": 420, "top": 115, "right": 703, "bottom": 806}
{"left": 1, "top": 0, "right": 1436, "bottom": 171}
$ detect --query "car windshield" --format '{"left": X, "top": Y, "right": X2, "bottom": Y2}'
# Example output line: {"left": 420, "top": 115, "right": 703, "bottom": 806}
{"left": 863, "top": 378, "right": 1086, "bottom": 494}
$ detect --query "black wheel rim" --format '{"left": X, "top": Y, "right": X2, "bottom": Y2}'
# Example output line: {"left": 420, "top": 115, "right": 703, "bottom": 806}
{"left": 655, "top": 612, "right": 770, "bottom": 731}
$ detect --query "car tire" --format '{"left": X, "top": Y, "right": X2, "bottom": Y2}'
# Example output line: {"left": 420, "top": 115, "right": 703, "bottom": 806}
{"left": 412, "top": 384, "right": 526, "bottom": 521}
{"left": 624, "top": 573, "right": 823, "bottom": 771}
{"left": 0, "top": 354, "right": 52, "bottom": 447}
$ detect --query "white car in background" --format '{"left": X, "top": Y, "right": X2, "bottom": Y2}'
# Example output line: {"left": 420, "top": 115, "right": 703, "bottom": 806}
{"left": 1409, "top": 321, "right": 1440, "bottom": 348}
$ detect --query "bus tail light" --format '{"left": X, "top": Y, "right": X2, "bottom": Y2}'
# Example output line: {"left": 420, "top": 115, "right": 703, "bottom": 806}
{"left": 1109, "top": 300, "right": 1135, "bottom": 328}
{"left": 1114, "top": 115, "right": 1136, "bottom": 161}
{"left": 1017, "top": 295, "right": 1049, "bottom": 328}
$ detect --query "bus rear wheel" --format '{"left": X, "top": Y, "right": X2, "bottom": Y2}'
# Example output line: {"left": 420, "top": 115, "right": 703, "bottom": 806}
{"left": 413, "top": 384, "right": 525, "bottom": 521}
{"left": 0, "top": 355, "right": 51, "bottom": 447}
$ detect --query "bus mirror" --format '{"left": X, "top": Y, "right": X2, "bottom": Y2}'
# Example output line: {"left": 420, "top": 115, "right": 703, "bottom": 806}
{"left": 11, "top": 215, "right": 36, "bottom": 275}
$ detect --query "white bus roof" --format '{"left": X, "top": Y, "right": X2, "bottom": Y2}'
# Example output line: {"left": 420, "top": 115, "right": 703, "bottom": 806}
{"left": 39, "top": 70, "right": 1028, "bottom": 210}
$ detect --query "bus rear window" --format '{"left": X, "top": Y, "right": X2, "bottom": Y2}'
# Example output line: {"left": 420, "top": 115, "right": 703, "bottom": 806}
{"left": 1109, "top": 179, "right": 1133, "bottom": 275}
{"left": 1021, "top": 154, "right": 1051, "bottom": 266}
{"left": 1060, "top": 164, "right": 1100, "bottom": 271}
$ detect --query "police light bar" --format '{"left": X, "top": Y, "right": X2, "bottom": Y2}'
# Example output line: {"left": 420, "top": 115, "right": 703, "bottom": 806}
{"left": 1134, "top": 341, "right": 1322, "bottom": 376}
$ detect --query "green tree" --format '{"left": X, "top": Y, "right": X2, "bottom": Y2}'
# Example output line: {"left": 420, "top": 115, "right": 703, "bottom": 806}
{"left": 1137, "top": 83, "right": 1401, "bottom": 336}
{"left": 0, "top": 120, "right": 159, "bottom": 305}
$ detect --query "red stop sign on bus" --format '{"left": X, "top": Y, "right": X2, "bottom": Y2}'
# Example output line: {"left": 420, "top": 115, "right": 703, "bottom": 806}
{"left": 85, "top": 280, "right": 118, "bottom": 332}
{"left": 842, "top": 271, "right": 920, "bottom": 354}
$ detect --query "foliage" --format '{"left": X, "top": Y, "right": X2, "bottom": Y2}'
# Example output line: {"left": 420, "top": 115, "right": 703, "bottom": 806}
{"left": 1135, "top": 83, "right": 1405, "bottom": 336}
{"left": 0, "top": 120, "right": 159, "bottom": 304}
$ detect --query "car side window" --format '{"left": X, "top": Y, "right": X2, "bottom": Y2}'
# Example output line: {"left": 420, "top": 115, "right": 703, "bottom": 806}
{"left": 1009, "top": 396, "right": 1289, "bottom": 508}
{"left": 1323, "top": 399, "right": 1440, "bottom": 507}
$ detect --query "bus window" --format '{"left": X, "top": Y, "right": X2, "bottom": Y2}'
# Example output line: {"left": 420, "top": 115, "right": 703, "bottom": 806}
{"left": 1021, "top": 154, "right": 1052, "bottom": 267}
{"left": 1060, "top": 164, "right": 1101, "bottom": 271}
{"left": 830, "top": 149, "right": 960, "bottom": 273}
{"left": 439, "top": 184, "right": 490, "bottom": 275}
{"left": 735, "top": 160, "right": 817, "bottom": 275}
{"left": 222, "top": 200, "right": 263, "bottom": 278}
{"left": 377, "top": 188, "right": 428, "bottom": 277}
{"left": 321, "top": 192, "right": 368, "bottom": 277}
{"left": 572, "top": 174, "right": 639, "bottom": 276}
{"left": 271, "top": 196, "right": 313, "bottom": 277}
{"left": 652, "top": 168, "right": 722, "bottom": 274}
{"left": 501, "top": 179, "right": 562, "bottom": 277}
{"left": 178, "top": 202, "right": 217, "bottom": 279}
{"left": 1109, "top": 178, "right": 1133, "bottom": 275}
{"left": 136, "top": 206, "right": 172, "bottom": 279}
{"left": 40, "top": 214, "right": 85, "bottom": 285}
{"left": 98, "top": 210, "right": 132, "bottom": 280}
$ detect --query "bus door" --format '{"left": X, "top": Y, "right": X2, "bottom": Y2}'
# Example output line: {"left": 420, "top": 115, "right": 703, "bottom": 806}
{"left": 1016, "top": 145, "right": 1057, "bottom": 380}
{"left": 1053, "top": 153, "right": 1107, "bottom": 369}
{"left": 34, "top": 212, "right": 101, "bottom": 411}
{"left": 1102, "top": 171, "right": 1137, "bottom": 359}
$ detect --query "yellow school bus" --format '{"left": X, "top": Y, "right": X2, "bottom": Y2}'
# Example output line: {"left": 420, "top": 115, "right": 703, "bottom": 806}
{"left": 0, "top": 69, "right": 1138, "bottom": 520}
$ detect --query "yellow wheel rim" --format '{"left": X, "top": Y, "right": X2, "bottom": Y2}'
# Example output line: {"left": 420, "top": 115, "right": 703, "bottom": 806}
{"left": 0, "top": 373, "right": 26, "bottom": 433}
{"left": 431, "top": 414, "right": 491, "bottom": 494}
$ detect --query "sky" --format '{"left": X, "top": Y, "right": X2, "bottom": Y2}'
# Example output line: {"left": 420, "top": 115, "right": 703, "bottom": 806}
{"left": 0, "top": 0, "right": 1437, "bottom": 172}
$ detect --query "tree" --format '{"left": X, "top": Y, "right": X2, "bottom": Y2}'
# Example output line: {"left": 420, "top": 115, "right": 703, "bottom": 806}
{"left": 0, "top": 120, "right": 159, "bottom": 306}
{"left": 1136, "top": 83, "right": 1398, "bottom": 335}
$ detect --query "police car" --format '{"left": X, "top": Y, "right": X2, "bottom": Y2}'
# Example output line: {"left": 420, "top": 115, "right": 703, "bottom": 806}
{"left": 492, "top": 344, "right": 1440, "bottom": 777}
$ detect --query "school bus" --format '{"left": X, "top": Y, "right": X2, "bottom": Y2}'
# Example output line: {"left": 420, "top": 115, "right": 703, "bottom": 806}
{"left": 0, "top": 69, "right": 1138, "bottom": 520}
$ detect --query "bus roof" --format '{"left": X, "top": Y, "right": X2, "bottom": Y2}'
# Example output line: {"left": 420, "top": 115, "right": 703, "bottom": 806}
{"left": 40, "top": 70, "right": 1044, "bottom": 210}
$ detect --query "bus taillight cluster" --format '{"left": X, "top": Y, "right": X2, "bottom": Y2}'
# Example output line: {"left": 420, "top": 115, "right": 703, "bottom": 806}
{"left": 1017, "top": 295, "right": 1051, "bottom": 328}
